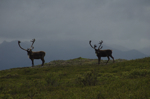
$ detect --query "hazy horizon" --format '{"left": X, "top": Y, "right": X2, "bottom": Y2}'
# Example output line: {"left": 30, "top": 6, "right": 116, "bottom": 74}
{"left": 0, "top": 0, "right": 150, "bottom": 51}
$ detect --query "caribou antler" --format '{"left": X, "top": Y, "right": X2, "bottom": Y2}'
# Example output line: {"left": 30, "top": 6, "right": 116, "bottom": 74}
{"left": 98, "top": 40, "right": 103, "bottom": 50}
{"left": 30, "top": 39, "right": 35, "bottom": 50}
{"left": 18, "top": 41, "right": 27, "bottom": 51}
{"left": 89, "top": 40, "right": 97, "bottom": 49}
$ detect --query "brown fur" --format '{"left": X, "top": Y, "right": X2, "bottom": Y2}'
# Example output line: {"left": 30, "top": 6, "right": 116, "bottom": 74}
{"left": 89, "top": 40, "right": 114, "bottom": 64}
{"left": 18, "top": 40, "right": 46, "bottom": 67}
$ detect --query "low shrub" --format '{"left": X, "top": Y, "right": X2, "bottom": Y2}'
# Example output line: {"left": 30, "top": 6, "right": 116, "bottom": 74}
{"left": 45, "top": 73, "right": 60, "bottom": 86}
{"left": 122, "top": 69, "right": 150, "bottom": 78}
{"left": 75, "top": 70, "right": 98, "bottom": 86}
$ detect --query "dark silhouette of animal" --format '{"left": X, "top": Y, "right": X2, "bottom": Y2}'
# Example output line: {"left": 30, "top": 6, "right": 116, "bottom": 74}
{"left": 89, "top": 40, "right": 114, "bottom": 64}
{"left": 18, "top": 39, "right": 46, "bottom": 67}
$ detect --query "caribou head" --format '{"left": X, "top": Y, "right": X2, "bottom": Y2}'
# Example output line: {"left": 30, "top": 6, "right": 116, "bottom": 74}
{"left": 18, "top": 39, "right": 35, "bottom": 56}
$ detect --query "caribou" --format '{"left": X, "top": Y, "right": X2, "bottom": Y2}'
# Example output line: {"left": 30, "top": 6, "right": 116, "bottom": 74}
{"left": 89, "top": 40, "right": 114, "bottom": 64}
{"left": 18, "top": 39, "right": 46, "bottom": 67}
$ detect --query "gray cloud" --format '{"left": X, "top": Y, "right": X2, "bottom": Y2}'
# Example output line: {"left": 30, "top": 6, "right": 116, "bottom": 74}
{"left": 0, "top": 0, "right": 150, "bottom": 49}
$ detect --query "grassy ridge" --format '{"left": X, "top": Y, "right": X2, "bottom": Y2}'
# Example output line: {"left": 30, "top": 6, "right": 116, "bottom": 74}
{"left": 0, "top": 57, "right": 150, "bottom": 99}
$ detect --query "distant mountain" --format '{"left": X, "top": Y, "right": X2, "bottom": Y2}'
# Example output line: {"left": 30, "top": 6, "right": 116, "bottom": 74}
{"left": 106, "top": 44, "right": 130, "bottom": 51}
{"left": 113, "top": 49, "right": 148, "bottom": 60}
{"left": 0, "top": 40, "right": 148, "bottom": 70}
{"left": 0, "top": 41, "right": 30, "bottom": 70}
{"left": 139, "top": 46, "right": 150, "bottom": 56}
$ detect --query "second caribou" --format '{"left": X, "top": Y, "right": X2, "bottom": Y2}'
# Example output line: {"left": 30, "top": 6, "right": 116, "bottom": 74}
{"left": 89, "top": 40, "right": 114, "bottom": 64}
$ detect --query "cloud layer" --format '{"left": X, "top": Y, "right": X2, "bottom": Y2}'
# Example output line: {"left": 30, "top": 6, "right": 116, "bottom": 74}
{"left": 0, "top": 0, "right": 150, "bottom": 49}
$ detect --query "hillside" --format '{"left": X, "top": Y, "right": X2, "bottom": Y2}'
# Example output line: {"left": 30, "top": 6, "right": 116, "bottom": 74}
{"left": 0, "top": 40, "right": 148, "bottom": 70}
{"left": 0, "top": 57, "right": 150, "bottom": 99}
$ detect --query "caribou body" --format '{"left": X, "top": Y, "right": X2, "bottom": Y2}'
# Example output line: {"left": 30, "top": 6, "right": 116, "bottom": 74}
{"left": 18, "top": 39, "right": 46, "bottom": 67}
{"left": 89, "top": 40, "right": 114, "bottom": 64}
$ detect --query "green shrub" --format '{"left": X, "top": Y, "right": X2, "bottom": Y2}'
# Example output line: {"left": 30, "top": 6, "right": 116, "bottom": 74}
{"left": 0, "top": 73, "right": 19, "bottom": 79}
{"left": 122, "top": 69, "right": 150, "bottom": 78}
{"left": 76, "top": 70, "right": 98, "bottom": 86}
{"left": 45, "top": 73, "right": 60, "bottom": 86}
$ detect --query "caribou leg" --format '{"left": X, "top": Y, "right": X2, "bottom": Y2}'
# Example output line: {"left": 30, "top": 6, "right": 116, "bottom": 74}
{"left": 41, "top": 58, "right": 45, "bottom": 66}
{"left": 98, "top": 57, "right": 101, "bottom": 64}
{"left": 110, "top": 55, "right": 115, "bottom": 63}
{"left": 31, "top": 59, "right": 34, "bottom": 67}
{"left": 106, "top": 56, "right": 110, "bottom": 64}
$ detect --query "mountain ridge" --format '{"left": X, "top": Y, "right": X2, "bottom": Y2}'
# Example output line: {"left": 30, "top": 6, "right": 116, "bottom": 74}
{"left": 0, "top": 40, "right": 148, "bottom": 70}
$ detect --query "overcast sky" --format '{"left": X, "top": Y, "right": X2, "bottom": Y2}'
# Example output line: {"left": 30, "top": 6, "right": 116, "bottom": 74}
{"left": 0, "top": 0, "right": 150, "bottom": 50}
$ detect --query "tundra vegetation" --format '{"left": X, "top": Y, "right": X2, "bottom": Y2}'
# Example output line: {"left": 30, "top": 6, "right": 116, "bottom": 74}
{"left": 0, "top": 57, "right": 150, "bottom": 99}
